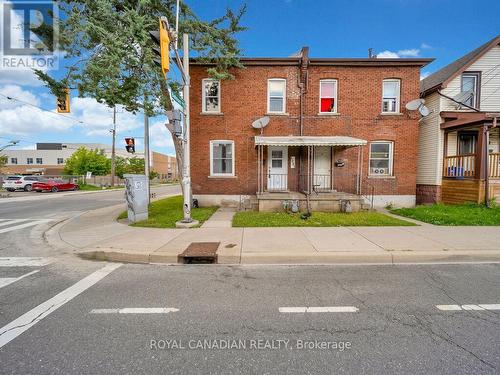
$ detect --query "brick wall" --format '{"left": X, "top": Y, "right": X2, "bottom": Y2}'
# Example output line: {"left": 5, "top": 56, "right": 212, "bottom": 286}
{"left": 416, "top": 184, "right": 441, "bottom": 204}
{"left": 190, "top": 62, "right": 422, "bottom": 197}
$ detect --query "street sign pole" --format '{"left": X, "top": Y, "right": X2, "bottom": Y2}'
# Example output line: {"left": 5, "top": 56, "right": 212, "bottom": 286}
{"left": 181, "top": 33, "right": 194, "bottom": 224}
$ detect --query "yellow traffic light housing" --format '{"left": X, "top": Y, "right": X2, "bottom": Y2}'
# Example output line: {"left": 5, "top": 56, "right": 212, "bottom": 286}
{"left": 57, "top": 88, "right": 70, "bottom": 113}
{"left": 159, "top": 18, "right": 170, "bottom": 77}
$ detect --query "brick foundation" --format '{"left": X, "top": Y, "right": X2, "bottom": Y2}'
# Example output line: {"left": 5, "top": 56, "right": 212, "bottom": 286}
{"left": 416, "top": 184, "right": 441, "bottom": 204}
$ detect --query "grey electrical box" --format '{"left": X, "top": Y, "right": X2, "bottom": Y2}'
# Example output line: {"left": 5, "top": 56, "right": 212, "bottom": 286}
{"left": 172, "top": 109, "right": 183, "bottom": 136}
{"left": 124, "top": 174, "right": 149, "bottom": 222}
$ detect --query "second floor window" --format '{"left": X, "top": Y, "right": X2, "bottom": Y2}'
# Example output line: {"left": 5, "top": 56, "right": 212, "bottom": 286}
{"left": 319, "top": 79, "right": 338, "bottom": 113}
{"left": 461, "top": 72, "right": 480, "bottom": 108}
{"left": 27, "top": 158, "right": 33, "bottom": 164}
{"left": 57, "top": 158, "right": 64, "bottom": 164}
{"left": 268, "top": 79, "right": 286, "bottom": 114}
{"left": 10, "top": 157, "right": 17, "bottom": 164}
{"left": 382, "top": 79, "right": 400, "bottom": 113}
{"left": 36, "top": 158, "right": 43, "bottom": 164}
{"left": 202, "top": 79, "right": 220, "bottom": 113}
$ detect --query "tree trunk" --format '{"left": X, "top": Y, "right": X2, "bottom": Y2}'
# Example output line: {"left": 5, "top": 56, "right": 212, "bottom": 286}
{"left": 165, "top": 123, "right": 184, "bottom": 197}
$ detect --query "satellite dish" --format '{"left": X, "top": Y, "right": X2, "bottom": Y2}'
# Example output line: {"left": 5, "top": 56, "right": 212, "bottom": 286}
{"left": 419, "top": 105, "right": 430, "bottom": 117}
{"left": 252, "top": 116, "right": 270, "bottom": 129}
{"left": 405, "top": 98, "right": 425, "bottom": 111}
{"left": 405, "top": 98, "right": 431, "bottom": 118}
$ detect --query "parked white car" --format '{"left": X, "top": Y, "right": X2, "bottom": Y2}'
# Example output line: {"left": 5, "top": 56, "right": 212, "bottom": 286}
{"left": 2, "top": 175, "right": 40, "bottom": 192}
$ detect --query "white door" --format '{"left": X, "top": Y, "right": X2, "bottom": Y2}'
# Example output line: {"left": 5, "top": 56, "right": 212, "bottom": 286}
{"left": 313, "top": 146, "right": 331, "bottom": 190}
{"left": 268, "top": 146, "right": 288, "bottom": 191}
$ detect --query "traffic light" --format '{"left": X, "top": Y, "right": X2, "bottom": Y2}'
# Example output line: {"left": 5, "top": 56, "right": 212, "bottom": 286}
{"left": 125, "top": 138, "right": 135, "bottom": 153}
{"left": 56, "top": 88, "right": 70, "bottom": 113}
{"left": 159, "top": 17, "right": 170, "bottom": 77}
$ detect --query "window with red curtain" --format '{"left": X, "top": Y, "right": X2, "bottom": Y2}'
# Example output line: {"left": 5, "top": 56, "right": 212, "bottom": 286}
{"left": 320, "top": 80, "right": 337, "bottom": 113}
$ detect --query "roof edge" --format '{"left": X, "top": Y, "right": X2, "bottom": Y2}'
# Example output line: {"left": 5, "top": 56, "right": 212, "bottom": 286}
{"left": 190, "top": 57, "right": 434, "bottom": 67}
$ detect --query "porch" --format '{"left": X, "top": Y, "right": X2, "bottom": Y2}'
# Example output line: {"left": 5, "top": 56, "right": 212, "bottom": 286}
{"left": 254, "top": 136, "right": 368, "bottom": 212}
{"left": 441, "top": 112, "right": 500, "bottom": 204}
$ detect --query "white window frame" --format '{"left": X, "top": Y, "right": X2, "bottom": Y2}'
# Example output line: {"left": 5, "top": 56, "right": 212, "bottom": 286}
{"left": 27, "top": 157, "right": 33, "bottom": 165}
{"left": 10, "top": 157, "right": 17, "bottom": 165}
{"left": 382, "top": 79, "right": 401, "bottom": 114}
{"left": 209, "top": 140, "right": 235, "bottom": 177}
{"left": 369, "top": 141, "right": 394, "bottom": 176}
{"left": 267, "top": 78, "right": 286, "bottom": 114}
{"left": 319, "top": 79, "right": 338, "bottom": 114}
{"left": 36, "top": 157, "right": 43, "bottom": 164}
{"left": 57, "top": 158, "right": 64, "bottom": 164}
{"left": 202, "top": 78, "right": 221, "bottom": 113}
{"left": 461, "top": 72, "right": 480, "bottom": 108}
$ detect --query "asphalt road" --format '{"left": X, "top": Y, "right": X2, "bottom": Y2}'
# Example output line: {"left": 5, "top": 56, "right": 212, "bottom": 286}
{"left": 0, "top": 185, "right": 499, "bottom": 374}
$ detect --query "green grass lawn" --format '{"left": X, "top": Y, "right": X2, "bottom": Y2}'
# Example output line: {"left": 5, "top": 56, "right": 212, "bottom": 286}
{"left": 232, "top": 211, "right": 415, "bottom": 227}
{"left": 391, "top": 203, "right": 500, "bottom": 225}
{"left": 79, "top": 184, "right": 124, "bottom": 191}
{"left": 118, "top": 195, "right": 218, "bottom": 228}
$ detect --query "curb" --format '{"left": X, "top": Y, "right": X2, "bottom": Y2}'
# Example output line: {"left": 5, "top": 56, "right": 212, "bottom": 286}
{"left": 73, "top": 248, "right": 500, "bottom": 266}
{"left": 0, "top": 184, "right": 178, "bottom": 204}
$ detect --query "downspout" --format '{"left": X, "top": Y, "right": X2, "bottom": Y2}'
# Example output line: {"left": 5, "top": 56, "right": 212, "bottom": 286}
{"left": 298, "top": 47, "right": 309, "bottom": 136}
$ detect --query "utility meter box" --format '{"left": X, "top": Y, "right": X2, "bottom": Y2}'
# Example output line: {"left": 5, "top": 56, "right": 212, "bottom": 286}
{"left": 124, "top": 174, "right": 149, "bottom": 222}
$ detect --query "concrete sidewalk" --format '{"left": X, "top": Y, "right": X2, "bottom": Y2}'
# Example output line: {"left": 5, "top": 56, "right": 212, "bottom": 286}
{"left": 44, "top": 202, "right": 500, "bottom": 265}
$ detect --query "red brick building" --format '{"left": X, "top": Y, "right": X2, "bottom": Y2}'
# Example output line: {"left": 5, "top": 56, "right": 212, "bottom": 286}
{"left": 190, "top": 48, "right": 432, "bottom": 211}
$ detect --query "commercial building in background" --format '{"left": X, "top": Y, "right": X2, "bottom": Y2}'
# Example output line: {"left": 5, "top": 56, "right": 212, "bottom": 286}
{"left": 1, "top": 142, "right": 178, "bottom": 180}
{"left": 189, "top": 48, "right": 432, "bottom": 211}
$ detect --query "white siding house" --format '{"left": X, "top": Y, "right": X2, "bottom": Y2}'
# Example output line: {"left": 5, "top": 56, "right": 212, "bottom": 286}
{"left": 417, "top": 35, "right": 500, "bottom": 204}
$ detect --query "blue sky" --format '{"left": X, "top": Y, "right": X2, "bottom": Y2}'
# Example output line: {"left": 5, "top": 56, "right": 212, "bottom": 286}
{"left": 1, "top": 0, "right": 499, "bottom": 155}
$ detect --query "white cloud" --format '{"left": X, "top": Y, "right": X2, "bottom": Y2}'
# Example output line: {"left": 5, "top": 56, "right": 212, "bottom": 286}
{"left": 377, "top": 48, "right": 420, "bottom": 58}
{"left": 149, "top": 119, "right": 174, "bottom": 151}
{"left": 376, "top": 50, "right": 400, "bottom": 58}
{"left": 0, "top": 69, "right": 45, "bottom": 87}
{"left": 70, "top": 98, "right": 142, "bottom": 136}
{"left": 397, "top": 49, "right": 420, "bottom": 57}
{"left": 420, "top": 43, "right": 432, "bottom": 49}
{"left": 420, "top": 71, "right": 431, "bottom": 80}
{"left": 0, "top": 84, "right": 40, "bottom": 109}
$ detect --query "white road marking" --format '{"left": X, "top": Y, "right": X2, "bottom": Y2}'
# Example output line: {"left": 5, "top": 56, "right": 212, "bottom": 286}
{"left": 90, "top": 307, "right": 179, "bottom": 314}
{"left": 0, "top": 270, "right": 39, "bottom": 289}
{"left": 0, "top": 263, "right": 121, "bottom": 349}
{"left": 0, "top": 257, "right": 54, "bottom": 267}
{"left": 437, "top": 304, "right": 500, "bottom": 311}
{"left": 0, "top": 219, "right": 30, "bottom": 228}
{"left": 0, "top": 219, "right": 52, "bottom": 234}
{"left": 279, "top": 306, "right": 359, "bottom": 313}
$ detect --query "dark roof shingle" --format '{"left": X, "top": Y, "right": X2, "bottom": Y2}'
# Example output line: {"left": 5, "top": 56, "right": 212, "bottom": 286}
{"left": 421, "top": 35, "right": 500, "bottom": 95}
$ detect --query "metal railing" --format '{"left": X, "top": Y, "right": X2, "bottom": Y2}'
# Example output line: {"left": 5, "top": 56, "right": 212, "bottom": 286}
{"left": 443, "top": 154, "right": 475, "bottom": 178}
{"left": 267, "top": 173, "right": 288, "bottom": 191}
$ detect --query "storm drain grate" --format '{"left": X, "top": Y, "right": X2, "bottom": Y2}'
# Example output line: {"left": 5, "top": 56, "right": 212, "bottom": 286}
{"left": 178, "top": 242, "right": 220, "bottom": 264}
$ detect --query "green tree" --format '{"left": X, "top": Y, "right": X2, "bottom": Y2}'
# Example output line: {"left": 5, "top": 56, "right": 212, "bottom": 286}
{"left": 34, "top": 0, "right": 246, "bottom": 113}
{"left": 0, "top": 155, "right": 6, "bottom": 171}
{"left": 64, "top": 147, "right": 110, "bottom": 176}
{"left": 126, "top": 157, "right": 145, "bottom": 174}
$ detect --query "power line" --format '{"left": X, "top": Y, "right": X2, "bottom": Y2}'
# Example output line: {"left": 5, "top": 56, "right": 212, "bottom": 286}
{"left": 0, "top": 93, "right": 85, "bottom": 125}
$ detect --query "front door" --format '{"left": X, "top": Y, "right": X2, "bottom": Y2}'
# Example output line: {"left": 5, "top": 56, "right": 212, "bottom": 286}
{"left": 268, "top": 146, "right": 288, "bottom": 191}
{"left": 313, "top": 146, "right": 332, "bottom": 191}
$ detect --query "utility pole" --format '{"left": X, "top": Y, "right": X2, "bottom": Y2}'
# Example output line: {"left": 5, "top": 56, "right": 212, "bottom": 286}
{"left": 110, "top": 106, "right": 117, "bottom": 187}
{"left": 181, "top": 32, "right": 194, "bottom": 224}
{"left": 144, "top": 107, "right": 151, "bottom": 203}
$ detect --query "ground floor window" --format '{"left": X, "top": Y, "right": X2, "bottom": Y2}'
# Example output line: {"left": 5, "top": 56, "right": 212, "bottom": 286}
{"left": 210, "top": 140, "right": 234, "bottom": 176}
{"left": 369, "top": 141, "right": 393, "bottom": 176}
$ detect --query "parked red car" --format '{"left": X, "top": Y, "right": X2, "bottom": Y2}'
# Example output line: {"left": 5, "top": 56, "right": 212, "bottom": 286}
{"left": 33, "top": 178, "right": 79, "bottom": 193}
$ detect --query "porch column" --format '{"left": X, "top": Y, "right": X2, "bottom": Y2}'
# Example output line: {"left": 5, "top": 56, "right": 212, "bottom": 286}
{"left": 476, "top": 125, "right": 487, "bottom": 180}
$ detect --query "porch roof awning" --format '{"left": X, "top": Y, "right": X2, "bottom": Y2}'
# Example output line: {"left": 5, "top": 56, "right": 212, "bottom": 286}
{"left": 254, "top": 135, "right": 367, "bottom": 147}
